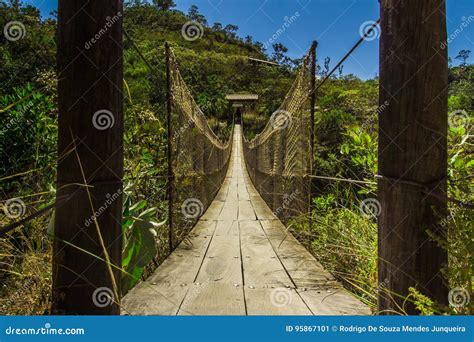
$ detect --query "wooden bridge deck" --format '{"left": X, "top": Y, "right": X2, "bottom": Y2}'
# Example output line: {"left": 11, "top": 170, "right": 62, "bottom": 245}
{"left": 122, "top": 125, "right": 370, "bottom": 315}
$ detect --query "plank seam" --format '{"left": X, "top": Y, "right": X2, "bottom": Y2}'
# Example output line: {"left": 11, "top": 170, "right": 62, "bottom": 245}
{"left": 175, "top": 220, "right": 219, "bottom": 315}
{"left": 256, "top": 220, "right": 316, "bottom": 315}
{"left": 238, "top": 220, "right": 249, "bottom": 315}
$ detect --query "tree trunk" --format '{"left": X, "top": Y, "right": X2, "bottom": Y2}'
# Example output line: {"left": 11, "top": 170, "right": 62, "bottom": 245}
{"left": 378, "top": 0, "right": 448, "bottom": 314}
{"left": 52, "top": 0, "right": 124, "bottom": 314}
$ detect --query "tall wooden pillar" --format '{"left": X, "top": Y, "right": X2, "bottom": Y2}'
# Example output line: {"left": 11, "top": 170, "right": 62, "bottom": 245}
{"left": 378, "top": 0, "right": 448, "bottom": 314}
{"left": 53, "top": 0, "right": 124, "bottom": 314}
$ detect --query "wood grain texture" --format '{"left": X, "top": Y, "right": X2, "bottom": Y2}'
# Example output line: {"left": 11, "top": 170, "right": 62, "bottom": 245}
{"left": 378, "top": 0, "right": 448, "bottom": 313}
{"left": 53, "top": 0, "right": 123, "bottom": 315}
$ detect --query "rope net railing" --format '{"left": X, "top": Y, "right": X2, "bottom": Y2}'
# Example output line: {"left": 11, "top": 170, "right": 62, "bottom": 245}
{"left": 242, "top": 45, "right": 316, "bottom": 224}
{"left": 166, "top": 46, "right": 233, "bottom": 247}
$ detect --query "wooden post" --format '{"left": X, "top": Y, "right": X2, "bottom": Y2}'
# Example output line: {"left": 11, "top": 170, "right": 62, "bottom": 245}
{"left": 165, "top": 42, "right": 174, "bottom": 253}
{"left": 53, "top": 0, "right": 123, "bottom": 314}
{"left": 309, "top": 41, "right": 317, "bottom": 227}
{"left": 378, "top": 0, "right": 448, "bottom": 314}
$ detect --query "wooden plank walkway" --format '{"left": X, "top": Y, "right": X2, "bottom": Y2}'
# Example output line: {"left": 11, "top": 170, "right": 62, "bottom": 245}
{"left": 122, "top": 125, "right": 371, "bottom": 315}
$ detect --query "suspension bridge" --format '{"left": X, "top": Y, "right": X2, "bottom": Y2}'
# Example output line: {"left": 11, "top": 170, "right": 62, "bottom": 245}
{"left": 120, "top": 45, "right": 368, "bottom": 314}
{"left": 1, "top": 1, "right": 457, "bottom": 315}
{"left": 123, "top": 126, "right": 369, "bottom": 315}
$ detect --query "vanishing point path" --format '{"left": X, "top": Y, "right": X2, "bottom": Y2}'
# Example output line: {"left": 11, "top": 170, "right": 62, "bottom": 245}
{"left": 122, "top": 126, "right": 370, "bottom": 315}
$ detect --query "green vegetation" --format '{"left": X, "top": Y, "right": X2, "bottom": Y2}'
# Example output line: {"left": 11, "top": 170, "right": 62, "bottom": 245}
{"left": 290, "top": 66, "right": 473, "bottom": 313}
{"left": 0, "top": 0, "right": 472, "bottom": 314}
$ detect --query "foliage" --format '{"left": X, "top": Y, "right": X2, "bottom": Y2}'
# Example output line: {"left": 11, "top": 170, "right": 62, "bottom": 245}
{"left": 439, "top": 65, "right": 473, "bottom": 313}
{"left": 0, "top": 83, "right": 56, "bottom": 195}
{"left": 121, "top": 189, "right": 166, "bottom": 294}
{"left": 310, "top": 203, "right": 377, "bottom": 304}
{"left": 0, "top": 1, "right": 57, "bottom": 312}
{"left": 0, "top": 0, "right": 56, "bottom": 97}
{"left": 0, "top": 213, "right": 52, "bottom": 315}
{"left": 455, "top": 49, "right": 471, "bottom": 66}
{"left": 122, "top": 101, "right": 170, "bottom": 288}
{"left": 297, "top": 66, "right": 473, "bottom": 314}
{"left": 340, "top": 128, "right": 377, "bottom": 180}
{"left": 408, "top": 288, "right": 436, "bottom": 316}
{"left": 151, "top": 0, "right": 175, "bottom": 11}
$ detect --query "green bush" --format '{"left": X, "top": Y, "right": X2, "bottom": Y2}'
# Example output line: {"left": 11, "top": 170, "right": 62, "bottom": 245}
{"left": 0, "top": 84, "right": 56, "bottom": 195}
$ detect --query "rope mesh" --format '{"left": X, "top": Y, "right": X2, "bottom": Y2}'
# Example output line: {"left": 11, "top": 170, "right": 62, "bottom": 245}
{"left": 242, "top": 47, "right": 315, "bottom": 224}
{"left": 167, "top": 47, "right": 233, "bottom": 245}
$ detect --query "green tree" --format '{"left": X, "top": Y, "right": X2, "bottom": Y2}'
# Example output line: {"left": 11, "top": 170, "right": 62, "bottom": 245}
{"left": 455, "top": 49, "right": 471, "bottom": 66}
{"left": 324, "top": 57, "right": 331, "bottom": 75}
{"left": 224, "top": 24, "right": 238, "bottom": 39}
{"left": 212, "top": 22, "right": 223, "bottom": 32}
{"left": 0, "top": 0, "right": 56, "bottom": 96}
{"left": 152, "top": 0, "right": 175, "bottom": 11}
{"left": 126, "top": 0, "right": 144, "bottom": 7}
{"left": 271, "top": 43, "right": 288, "bottom": 64}
{"left": 338, "top": 65, "right": 344, "bottom": 78}
{"left": 187, "top": 5, "right": 207, "bottom": 25}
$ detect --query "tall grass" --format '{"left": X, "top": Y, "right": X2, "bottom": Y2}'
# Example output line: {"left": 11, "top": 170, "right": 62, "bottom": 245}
{"left": 0, "top": 215, "right": 52, "bottom": 315}
{"left": 290, "top": 188, "right": 378, "bottom": 310}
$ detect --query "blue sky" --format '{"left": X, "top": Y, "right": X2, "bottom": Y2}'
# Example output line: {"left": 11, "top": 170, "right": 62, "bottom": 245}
{"left": 24, "top": 0, "right": 474, "bottom": 79}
